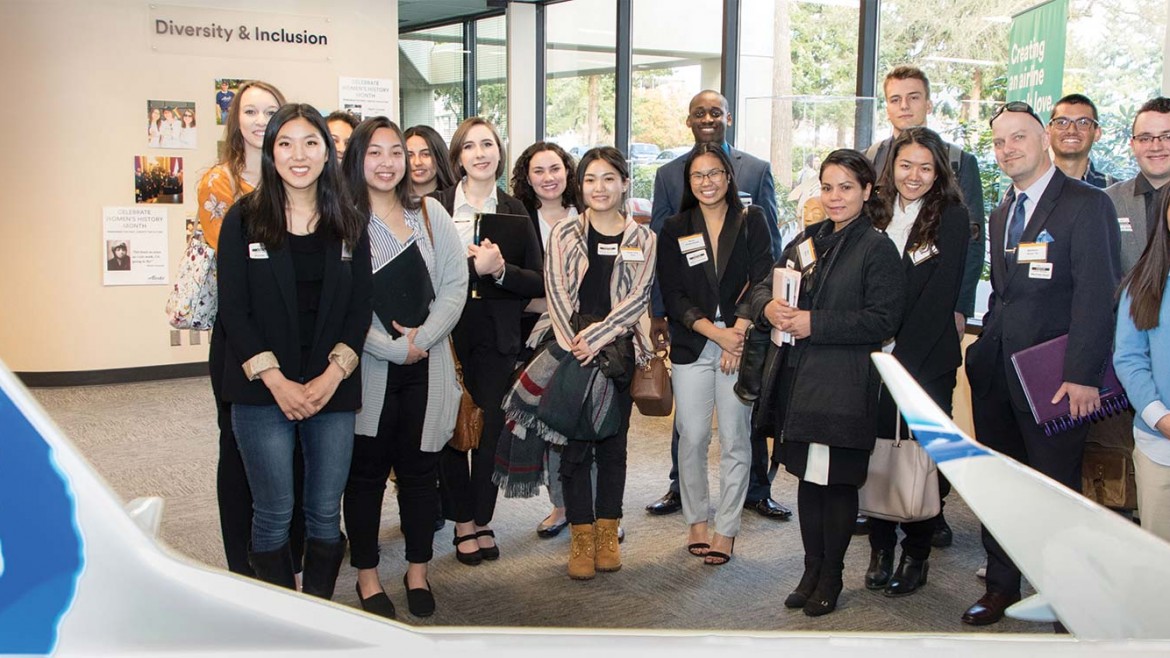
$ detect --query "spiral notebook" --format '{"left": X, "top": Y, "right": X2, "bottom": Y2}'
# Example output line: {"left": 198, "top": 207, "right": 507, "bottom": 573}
{"left": 1010, "top": 334, "right": 1130, "bottom": 436}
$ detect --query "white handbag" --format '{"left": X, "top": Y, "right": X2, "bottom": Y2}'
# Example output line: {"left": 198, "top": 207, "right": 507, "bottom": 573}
{"left": 858, "top": 434, "right": 941, "bottom": 523}
{"left": 165, "top": 229, "right": 217, "bottom": 330}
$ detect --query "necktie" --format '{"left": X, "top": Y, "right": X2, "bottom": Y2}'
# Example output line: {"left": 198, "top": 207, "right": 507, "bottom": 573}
{"left": 1006, "top": 192, "right": 1028, "bottom": 260}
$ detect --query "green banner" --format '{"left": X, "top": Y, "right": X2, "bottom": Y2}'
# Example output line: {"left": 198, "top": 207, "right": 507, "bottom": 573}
{"left": 1006, "top": 0, "right": 1069, "bottom": 115}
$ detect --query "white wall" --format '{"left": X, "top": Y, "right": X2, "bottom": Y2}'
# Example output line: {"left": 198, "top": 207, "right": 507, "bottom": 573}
{"left": 0, "top": 0, "right": 397, "bottom": 373}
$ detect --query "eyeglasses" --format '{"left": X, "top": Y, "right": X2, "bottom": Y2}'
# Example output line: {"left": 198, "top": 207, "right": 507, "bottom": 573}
{"left": 690, "top": 168, "right": 727, "bottom": 184}
{"left": 1133, "top": 132, "right": 1170, "bottom": 145}
{"left": 1049, "top": 116, "right": 1099, "bottom": 130}
{"left": 690, "top": 108, "right": 725, "bottom": 120}
{"left": 990, "top": 101, "right": 1044, "bottom": 128}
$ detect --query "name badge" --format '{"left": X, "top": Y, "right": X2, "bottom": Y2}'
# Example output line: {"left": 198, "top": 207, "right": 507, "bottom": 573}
{"left": 1028, "top": 262, "right": 1053, "bottom": 280}
{"left": 686, "top": 249, "right": 709, "bottom": 267}
{"left": 597, "top": 242, "right": 619, "bottom": 257}
{"left": 341, "top": 243, "right": 353, "bottom": 261}
{"left": 678, "top": 233, "right": 705, "bottom": 253}
{"left": 797, "top": 238, "right": 817, "bottom": 269}
{"left": 1118, "top": 217, "right": 1134, "bottom": 233}
{"left": 620, "top": 246, "right": 645, "bottom": 262}
{"left": 1017, "top": 242, "right": 1048, "bottom": 263}
{"left": 909, "top": 243, "right": 939, "bottom": 265}
{"left": 248, "top": 242, "right": 269, "bottom": 259}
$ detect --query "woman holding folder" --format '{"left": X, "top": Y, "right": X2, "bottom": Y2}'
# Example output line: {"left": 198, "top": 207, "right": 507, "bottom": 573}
{"left": 341, "top": 117, "right": 468, "bottom": 618}
{"left": 657, "top": 143, "right": 772, "bottom": 565}
{"left": 431, "top": 117, "right": 544, "bottom": 565}
{"left": 751, "top": 149, "right": 903, "bottom": 616}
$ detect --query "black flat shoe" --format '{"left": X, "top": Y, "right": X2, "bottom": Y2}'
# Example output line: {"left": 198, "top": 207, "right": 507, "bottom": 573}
{"left": 476, "top": 529, "right": 500, "bottom": 560}
{"left": 355, "top": 581, "right": 396, "bottom": 620}
{"left": 402, "top": 574, "right": 435, "bottom": 618}
{"left": 537, "top": 515, "right": 568, "bottom": 539}
{"left": 453, "top": 532, "right": 482, "bottom": 566}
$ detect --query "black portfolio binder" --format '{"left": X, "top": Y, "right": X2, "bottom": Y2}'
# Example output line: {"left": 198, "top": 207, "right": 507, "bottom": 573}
{"left": 371, "top": 241, "right": 435, "bottom": 338}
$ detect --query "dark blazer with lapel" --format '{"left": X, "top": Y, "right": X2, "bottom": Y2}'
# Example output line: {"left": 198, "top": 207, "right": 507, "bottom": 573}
{"left": 890, "top": 202, "right": 969, "bottom": 383}
{"left": 965, "top": 168, "right": 1121, "bottom": 411}
{"left": 216, "top": 203, "right": 373, "bottom": 411}
{"left": 430, "top": 185, "right": 544, "bottom": 355}
{"left": 658, "top": 205, "right": 773, "bottom": 364}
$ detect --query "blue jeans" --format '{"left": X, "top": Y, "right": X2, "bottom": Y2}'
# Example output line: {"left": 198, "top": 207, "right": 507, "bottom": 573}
{"left": 232, "top": 404, "right": 355, "bottom": 552}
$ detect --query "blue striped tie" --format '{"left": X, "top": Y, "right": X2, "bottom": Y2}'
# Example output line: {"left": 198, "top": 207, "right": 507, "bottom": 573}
{"left": 1006, "top": 192, "right": 1028, "bottom": 264}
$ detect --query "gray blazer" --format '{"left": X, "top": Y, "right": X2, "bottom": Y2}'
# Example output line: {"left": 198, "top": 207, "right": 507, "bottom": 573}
{"left": 1104, "top": 177, "right": 1154, "bottom": 274}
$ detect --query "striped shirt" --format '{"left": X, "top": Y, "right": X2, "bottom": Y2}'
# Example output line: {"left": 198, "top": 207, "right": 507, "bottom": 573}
{"left": 369, "top": 209, "right": 435, "bottom": 275}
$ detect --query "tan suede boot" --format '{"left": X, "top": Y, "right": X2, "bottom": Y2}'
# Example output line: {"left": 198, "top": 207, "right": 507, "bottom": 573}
{"left": 568, "top": 523, "right": 596, "bottom": 580}
{"left": 594, "top": 518, "right": 622, "bottom": 572}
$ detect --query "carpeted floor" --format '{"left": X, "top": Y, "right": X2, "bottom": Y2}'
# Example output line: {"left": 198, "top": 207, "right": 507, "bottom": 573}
{"left": 33, "top": 376, "right": 1050, "bottom": 634}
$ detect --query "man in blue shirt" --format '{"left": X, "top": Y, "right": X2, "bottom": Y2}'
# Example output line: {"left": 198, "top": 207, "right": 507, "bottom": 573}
{"left": 644, "top": 90, "right": 790, "bottom": 520}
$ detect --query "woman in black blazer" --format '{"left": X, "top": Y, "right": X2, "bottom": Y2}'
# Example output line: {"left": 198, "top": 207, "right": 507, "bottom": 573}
{"left": 430, "top": 117, "right": 544, "bottom": 564}
{"left": 216, "top": 104, "right": 371, "bottom": 598}
{"left": 658, "top": 143, "right": 773, "bottom": 565}
{"left": 864, "top": 127, "right": 968, "bottom": 597}
{"left": 511, "top": 140, "right": 582, "bottom": 538}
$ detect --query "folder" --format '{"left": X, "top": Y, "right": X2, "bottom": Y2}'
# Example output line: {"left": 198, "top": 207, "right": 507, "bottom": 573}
{"left": 473, "top": 212, "right": 536, "bottom": 300}
{"left": 371, "top": 242, "right": 435, "bottom": 338}
{"left": 1010, "top": 334, "right": 1130, "bottom": 436}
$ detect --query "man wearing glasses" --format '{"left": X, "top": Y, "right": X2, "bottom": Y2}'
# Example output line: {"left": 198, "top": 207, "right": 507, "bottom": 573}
{"left": 962, "top": 101, "right": 1121, "bottom": 627}
{"left": 645, "top": 89, "right": 791, "bottom": 520}
{"left": 1047, "top": 93, "right": 1115, "bottom": 189}
{"left": 1106, "top": 97, "right": 1170, "bottom": 273}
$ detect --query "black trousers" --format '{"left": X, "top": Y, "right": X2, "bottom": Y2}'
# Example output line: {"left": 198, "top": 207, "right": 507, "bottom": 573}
{"left": 344, "top": 360, "right": 438, "bottom": 567}
{"left": 972, "top": 358, "right": 1087, "bottom": 595}
{"left": 440, "top": 314, "right": 514, "bottom": 526}
{"left": 210, "top": 322, "right": 305, "bottom": 574}
{"left": 869, "top": 369, "right": 957, "bottom": 560}
{"left": 563, "top": 392, "right": 633, "bottom": 524}
{"left": 797, "top": 480, "right": 858, "bottom": 572}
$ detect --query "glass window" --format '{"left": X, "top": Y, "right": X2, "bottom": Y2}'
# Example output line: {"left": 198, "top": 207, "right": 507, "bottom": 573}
{"left": 476, "top": 15, "right": 508, "bottom": 134}
{"left": 545, "top": 0, "right": 617, "bottom": 163}
{"left": 399, "top": 23, "right": 465, "bottom": 141}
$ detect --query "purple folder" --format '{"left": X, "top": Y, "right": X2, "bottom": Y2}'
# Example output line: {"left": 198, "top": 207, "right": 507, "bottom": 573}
{"left": 1010, "top": 334, "right": 1130, "bottom": 436}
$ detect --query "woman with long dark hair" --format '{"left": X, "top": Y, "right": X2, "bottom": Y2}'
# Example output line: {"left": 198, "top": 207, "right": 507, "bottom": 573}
{"left": 658, "top": 143, "right": 771, "bottom": 565}
{"left": 864, "top": 127, "right": 968, "bottom": 596}
{"left": 752, "top": 149, "right": 903, "bottom": 615}
{"left": 405, "top": 125, "right": 456, "bottom": 199}
{"left": 341, "top": 117, "right": 467, "bottom": 618}
{"left": 432, "top": 117, "right": 543, "bottom": 565}
{"left": 510, "top": 140, "right": 581, "bottom": 537}
{"left": 1116, "top": 186, "right": 1170, "bottom": 543}
{"left": 216, "top": 104, "right": 371, "bottom": 600}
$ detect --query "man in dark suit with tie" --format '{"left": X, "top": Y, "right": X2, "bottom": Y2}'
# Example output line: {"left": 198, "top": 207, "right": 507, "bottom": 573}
{"left": 961, "top": 101, "right": 1121, "bottom": 626}
{"left": 644, "top": 90, "right": 791, "bottom": 520}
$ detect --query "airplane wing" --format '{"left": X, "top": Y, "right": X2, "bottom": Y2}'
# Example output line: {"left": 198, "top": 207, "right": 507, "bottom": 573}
{"left": 872, "top": 352, "right": 1170, "bottom": 641}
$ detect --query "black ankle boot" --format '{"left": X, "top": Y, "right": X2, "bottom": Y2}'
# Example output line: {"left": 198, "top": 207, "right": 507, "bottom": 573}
{"left": 784, "top": 557, "right": 823, "bottom": 609}
{"left": 803, "top": 565, "right": 844, "bottom": 617}
{"left": 248, "top": 543, "right": 296, "bottom": 589}
{"left": 302, "top": 534, "right": 347, "bottom": 600}
{"left": 884, "top": 553, "right": 928, "bottom": 597}
{"left": 864, "top": 548, "right": 894, "bottom": 590}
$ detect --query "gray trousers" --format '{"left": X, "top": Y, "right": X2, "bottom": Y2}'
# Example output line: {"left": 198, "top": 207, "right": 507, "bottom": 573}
{"left": 673, "top": 336, "right": 753, "bottom": 537}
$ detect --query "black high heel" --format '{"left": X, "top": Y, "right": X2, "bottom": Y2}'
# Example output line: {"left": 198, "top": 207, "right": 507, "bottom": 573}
{"left": 803, "top": 567, "right": 844, "bottom": 617}
{"left": 784, "top": 557, "right": 822, "bottom": 609}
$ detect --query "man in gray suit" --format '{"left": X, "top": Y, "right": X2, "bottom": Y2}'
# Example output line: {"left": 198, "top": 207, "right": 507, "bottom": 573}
{"left": 1106, "top": 97, "right": 1170, "bottom": 273}
{"left": 644, "top": 90, "right": 791, "bottom": 520}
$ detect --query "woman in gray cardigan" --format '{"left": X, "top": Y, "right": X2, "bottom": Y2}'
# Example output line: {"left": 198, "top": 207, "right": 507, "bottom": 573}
{"left": 341, "top": 118, "right": 468, "bottom": 619}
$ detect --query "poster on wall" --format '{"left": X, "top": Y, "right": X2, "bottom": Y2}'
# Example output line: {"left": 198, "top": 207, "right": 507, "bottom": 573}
{"left": 103, "top": 207, "right": 169, "bottom": 286}
{"left": 338, "top": 77, "right": 393, "bottom": 121}
{"left": 134, "top": 155, "right": 184, "bottom": 204}
{"left": 214, "top": 78, "right": 246, "bottom": 125}
{"left": 1006, "top": 0, "right": 1069, "bottom": 114}
{"left": 147, "top": 100, "right": 197, "bottom": 148}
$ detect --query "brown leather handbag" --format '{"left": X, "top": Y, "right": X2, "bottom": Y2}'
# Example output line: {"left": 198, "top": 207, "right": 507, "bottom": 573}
{"left": 631, "top": 349, "right": 673, "bottom": 417}
{"left": 448, "top": 341, "right": 483, "bottom": 452}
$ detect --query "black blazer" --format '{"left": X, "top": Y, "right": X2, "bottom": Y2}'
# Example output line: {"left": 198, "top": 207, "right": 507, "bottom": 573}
{"left": 889, "top": 202, "right": 969, "bottom": 383}
{"left": 965, "top": 168, "right": 1121, "bottom": 411}
{"left": 658, "top": 205, "right": 773, "bottom": 364}
{"left": 216, "top": 204, "right": 373, "bottom": 411}
{"left": 430, "top": 185, "right": 544, "bottom": 354}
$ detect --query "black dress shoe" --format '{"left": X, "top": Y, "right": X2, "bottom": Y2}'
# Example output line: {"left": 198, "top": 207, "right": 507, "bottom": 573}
{"left": 452, "top": 532, "right": 482, "bottom": 566}
{"left": 961, "top": 591, "right": 1021, "bottom": 626}
{"left": 864, "top": 548, "right": 894, "bottom": 590}
{"left": 475, "top": 529, "right": 500, "bottom": 560}
{"left": 883, "top": 554, "right": 928, "bottom": 597}
{"left": 746, "top": 497, "right": 793, "bottom": 519}
{"left": 537, "top": 515, "right": 569, "bottom": 539}
{"left": 645, "top": 490, "right": 682, "bottom": 515}
{"left": 355, "top": 581, "right": 396, "bottom": 620}
{"left": 854, "top": 514, "right": 871, "bottom": 535}
{"left": 931, "top": 515, "right": 953, "bottom": 548}
{"left": 403, "top": 574, "right": 435, "bottom": 618}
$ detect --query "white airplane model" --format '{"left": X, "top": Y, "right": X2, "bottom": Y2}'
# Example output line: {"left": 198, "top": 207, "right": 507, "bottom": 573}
{"left": 2, "top": 353, "right": 1170, "bottom": 655}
